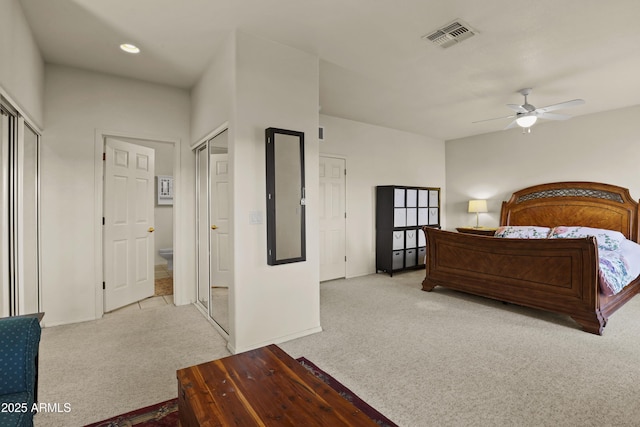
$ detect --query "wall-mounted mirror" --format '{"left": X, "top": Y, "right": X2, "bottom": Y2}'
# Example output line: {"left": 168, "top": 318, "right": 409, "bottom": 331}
{"left": 266, "top": 127, "right": 306, "bottom": 265}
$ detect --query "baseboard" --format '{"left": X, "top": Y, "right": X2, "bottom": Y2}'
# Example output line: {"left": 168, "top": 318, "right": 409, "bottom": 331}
{"left": 230, "top": 325, "right": 323, "bottom": 354}
{"left": 41, "top": 315, "right": 99, "bottom": 328}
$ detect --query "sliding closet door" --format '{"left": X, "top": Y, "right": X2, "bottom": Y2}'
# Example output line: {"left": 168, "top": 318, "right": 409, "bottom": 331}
{"left": 208, "top": 134, "right": 230, "bottom": 332}
{"left": 0, "top": 98, "right": 40, "bottom": 317}
{"left": 194, "top": 129, "right": 230, "bottom": 335}
{"left": 196, "top": 145, "right": 210, "bottom": 310}
{"left": 19, "top": 124, "right": 40, "bottom": 314}
{"left": 0, "top": 106, "right": 8, "bottom": 316}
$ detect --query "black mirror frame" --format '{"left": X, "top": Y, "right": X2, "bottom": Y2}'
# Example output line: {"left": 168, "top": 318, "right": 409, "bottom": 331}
{"left": 265, "top": 127, "right": 306, "bottom": 265}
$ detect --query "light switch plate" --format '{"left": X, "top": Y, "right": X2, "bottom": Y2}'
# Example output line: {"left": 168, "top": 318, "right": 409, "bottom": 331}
{"left": 250, "top": 211, "right": 263, "bottom": 224}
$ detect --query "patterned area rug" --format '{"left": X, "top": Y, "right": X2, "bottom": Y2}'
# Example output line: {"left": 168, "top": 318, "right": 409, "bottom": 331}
{"left": 84, "top": 358, "right": 397, "bottom": 427}
{"left": 297, "top": 357, "right": 398, "bottom": 427}
{"left": 84, "top": 399, "right": 177, "bottom": 427}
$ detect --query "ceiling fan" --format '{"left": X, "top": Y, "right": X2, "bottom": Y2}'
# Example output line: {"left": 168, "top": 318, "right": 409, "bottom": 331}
{"left": 474, "top": 88, "right": 585, "bottom": 133}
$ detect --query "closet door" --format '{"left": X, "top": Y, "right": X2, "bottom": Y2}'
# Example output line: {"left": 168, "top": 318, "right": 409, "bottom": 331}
{"left": 0, "top": 107, "right": 7, "bottom": 316}
{"left": 196, "top": 145, "right": 210, "bottom": 311}
{"left": 195, "top": 129, "right": 230, "bottom": 335}
{"left": 208, "top": 141, "right": 230, "bottom": 332}
{"left": 19, "top": 124, "right": 40, "bottom": 314}
{"left": 0, "top": 100, "right": 41, "bottom": 317}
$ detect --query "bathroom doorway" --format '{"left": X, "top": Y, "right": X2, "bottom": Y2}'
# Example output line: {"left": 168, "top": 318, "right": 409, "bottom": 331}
{"left": 102, "top": 136, "right": 175, "bottom": 312}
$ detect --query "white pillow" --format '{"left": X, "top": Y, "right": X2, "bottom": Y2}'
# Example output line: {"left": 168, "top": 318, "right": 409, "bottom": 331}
{"left": 549, "top": 226, "right": 625, "bottom": 251}
{"left": 494, "top": 226, "right": 551, "bottom": 239}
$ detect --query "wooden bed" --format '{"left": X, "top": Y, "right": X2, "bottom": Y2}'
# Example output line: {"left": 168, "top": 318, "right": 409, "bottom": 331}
{"left": 422, "top": 181, "right": 640, "bottom": 335}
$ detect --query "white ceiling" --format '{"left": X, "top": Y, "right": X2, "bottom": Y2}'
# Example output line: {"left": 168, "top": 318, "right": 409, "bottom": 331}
{"left": 18, "top": 0, "right": 640, "bottom": 140}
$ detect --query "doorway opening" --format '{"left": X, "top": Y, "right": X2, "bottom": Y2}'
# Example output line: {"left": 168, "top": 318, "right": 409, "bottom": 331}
{"left": 96, "top": 131, "right": 179, "bottom": 316}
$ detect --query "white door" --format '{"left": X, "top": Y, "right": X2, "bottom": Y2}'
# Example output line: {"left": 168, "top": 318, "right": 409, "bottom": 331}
{"left": 319, "top": 156, "right": 346, "bottom": 281}
{"left": 104, "top": 138, "right": 155, "bottom": 312}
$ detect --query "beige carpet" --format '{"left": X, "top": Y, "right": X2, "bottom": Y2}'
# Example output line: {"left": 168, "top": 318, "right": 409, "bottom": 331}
{"left": 280, "top": 270, "right": 640, "bottom": 427}
{"left": 36, "top": 304, "right": 230, "bottom": 427}
{"left": 36, "top": 270, "right": 640, "bottom": 426}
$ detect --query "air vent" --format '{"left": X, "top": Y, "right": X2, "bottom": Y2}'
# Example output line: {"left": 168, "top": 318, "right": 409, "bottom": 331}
{"left": 423, "top": 20, "right": 476, "bottom": 48}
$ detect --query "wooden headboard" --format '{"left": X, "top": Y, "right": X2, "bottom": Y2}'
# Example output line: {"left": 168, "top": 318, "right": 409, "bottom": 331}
{"left": 500, "top": 181, "right": 639, "bottom": 242}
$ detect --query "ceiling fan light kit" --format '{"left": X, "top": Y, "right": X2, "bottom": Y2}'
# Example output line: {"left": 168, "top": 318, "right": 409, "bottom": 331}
{"left": 515, "top": 114, "right": 537, "bottom": 128}
{"left": 474, "top": 88, "right": 585, "bottom": 133}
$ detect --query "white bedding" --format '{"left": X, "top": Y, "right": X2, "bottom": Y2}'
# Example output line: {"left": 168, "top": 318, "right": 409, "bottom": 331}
{"left": 620, "top": 239, "right": 640, "bottom": 278}
{"left": 618, "top": 239, "right": 640, "bottom": 288}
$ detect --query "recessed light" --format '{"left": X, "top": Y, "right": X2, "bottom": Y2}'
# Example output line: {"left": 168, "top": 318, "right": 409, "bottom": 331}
{"left": 119, "top": 43, "right": 140, "bottom": 54}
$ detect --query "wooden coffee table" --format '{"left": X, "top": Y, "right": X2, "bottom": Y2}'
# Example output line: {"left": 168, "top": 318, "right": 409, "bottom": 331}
{"left": 177, "top": 344, "right": 379, "bottom": 426}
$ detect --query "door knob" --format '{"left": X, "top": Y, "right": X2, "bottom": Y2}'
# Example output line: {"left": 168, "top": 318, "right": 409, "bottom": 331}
{"left": 211, "top": 225, "right": 218, "bottom": 230}
{"left": 148, "top": 227, "right": 155, "bottom": 233}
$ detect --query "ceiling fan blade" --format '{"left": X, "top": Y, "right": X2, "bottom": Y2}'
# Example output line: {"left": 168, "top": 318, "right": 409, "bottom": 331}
{"left": 472, "top": 114, "right": 516, "bottom": 124}
{"left": 506, "top": 104, "right": 528, "bottom": 113}
{"left": 504, "top": 119, "right": 520, "bottom": 129}
{"left": 537, "top": 112, "right": 571, "bottom": 120}
{"left": 536, "top": 99, "right": 585, "bottom": 113}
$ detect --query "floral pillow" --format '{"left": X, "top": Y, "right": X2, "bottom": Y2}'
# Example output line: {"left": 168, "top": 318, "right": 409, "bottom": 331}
{"left": 494, "top": 226, "right": 551, "bottom": 239}
{"left": 549, "top": 226, "right": 625, "bottom": 251}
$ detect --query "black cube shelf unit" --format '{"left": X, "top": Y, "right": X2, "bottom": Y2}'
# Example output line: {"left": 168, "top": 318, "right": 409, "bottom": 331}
{"left": 376, "top": 185, "right": 441, "bottom": 276}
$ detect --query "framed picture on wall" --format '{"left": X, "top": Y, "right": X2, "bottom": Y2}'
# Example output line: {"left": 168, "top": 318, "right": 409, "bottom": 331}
{"left": 157, "top": 175, "right": 173, "bottom": 205}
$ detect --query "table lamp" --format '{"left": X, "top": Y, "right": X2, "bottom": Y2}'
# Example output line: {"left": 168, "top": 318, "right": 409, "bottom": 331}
{"left": 468, "top": 199, "right": 488, "bottom": 228}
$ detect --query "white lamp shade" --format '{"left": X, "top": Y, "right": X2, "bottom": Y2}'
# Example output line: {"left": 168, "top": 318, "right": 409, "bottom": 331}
{"left": 516, "top": 114, "right": 538, "bottom": 128}
{"left": 468, "top": 199, "right": 488, "bottom": 213}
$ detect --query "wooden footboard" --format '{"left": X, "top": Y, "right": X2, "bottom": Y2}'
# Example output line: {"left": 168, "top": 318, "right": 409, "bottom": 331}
{"left": 422, "top": 227, "right": 605, "bottom": 334}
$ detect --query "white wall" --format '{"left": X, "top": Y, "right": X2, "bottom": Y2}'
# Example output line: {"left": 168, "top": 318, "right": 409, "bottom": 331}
{"left": 191, "top": 33, "right": 235, "bottom": 144}
{"left": 0, "top": 0, "right": 44, "bottom": 127}
{"left": 445, "top": 104, "right": 640, "bottom": 229}
{"left": 191, "top": 31, "right": 321, "bottom": 353}
{"left": 319, "top": 115, "right": 446, "bottom": 277}
{"left": 41, "top": 65, "right": 191, "bottom": 326}
{"left": 231, "top": 32, "right": 320, "bottom": 352}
